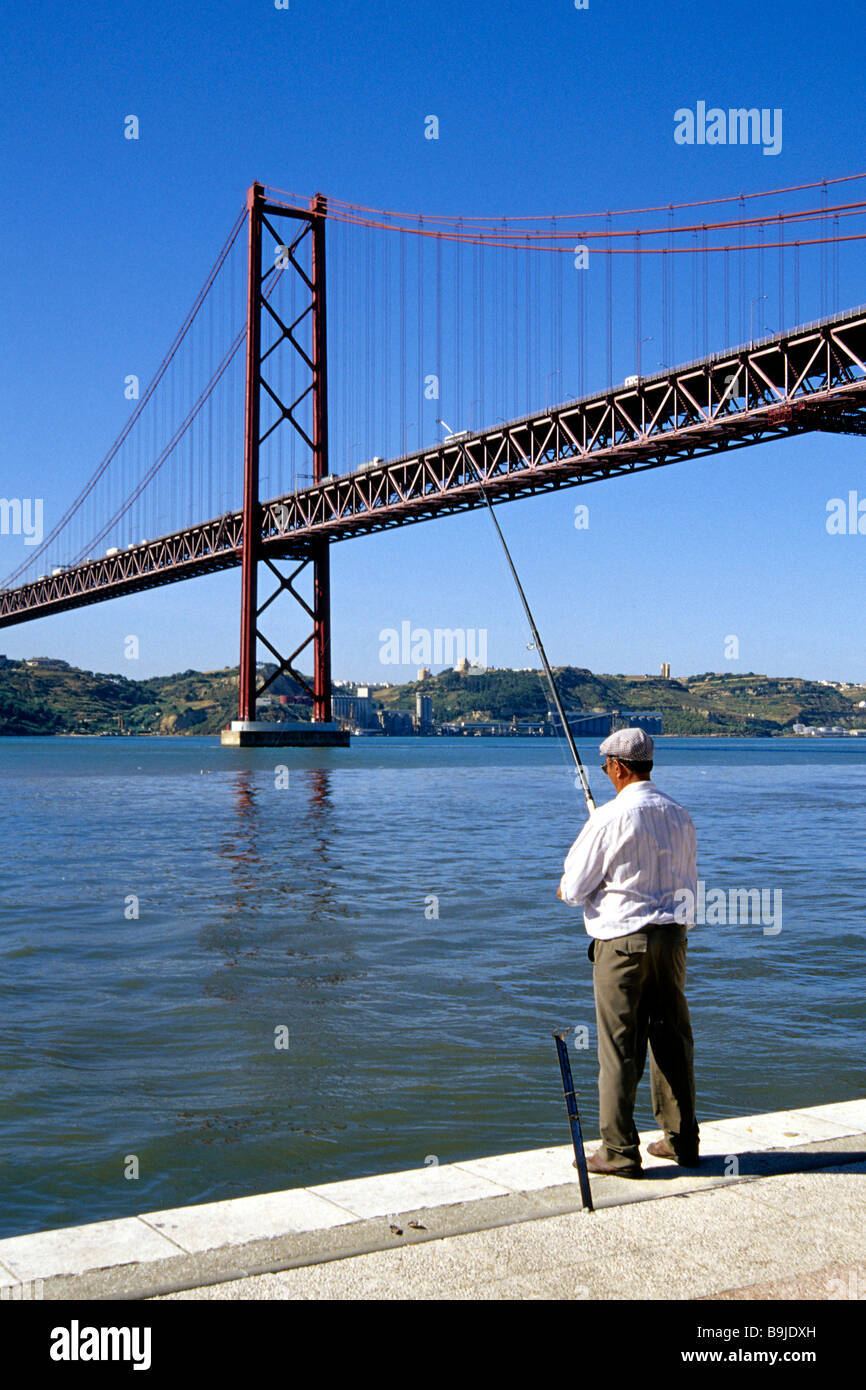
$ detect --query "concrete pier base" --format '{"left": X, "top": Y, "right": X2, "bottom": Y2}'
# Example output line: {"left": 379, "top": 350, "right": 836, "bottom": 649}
{"left": 220, "top": 720, "right": 350, "bottom": 748}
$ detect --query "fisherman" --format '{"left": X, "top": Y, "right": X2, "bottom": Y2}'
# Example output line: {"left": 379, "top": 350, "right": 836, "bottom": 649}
{"left": 558, "top": 728, "right": 700, "bottom": 1177}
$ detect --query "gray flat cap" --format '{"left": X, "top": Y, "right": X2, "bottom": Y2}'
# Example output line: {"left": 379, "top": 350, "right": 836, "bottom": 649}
{"left": 599, "top": 727, "right": 655, "bottom": 760}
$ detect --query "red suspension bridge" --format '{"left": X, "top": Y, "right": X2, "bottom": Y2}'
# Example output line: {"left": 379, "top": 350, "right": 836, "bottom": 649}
{"left": 2, "top": 174, "right": 865, "bottom": 743}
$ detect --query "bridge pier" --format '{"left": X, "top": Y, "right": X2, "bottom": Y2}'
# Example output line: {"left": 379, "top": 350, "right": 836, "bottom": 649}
{"left": 222, "top": 721, "right": 349, "bottom": 748}
{"left": 222, "top": 183, "right": 348, "bottom": 750}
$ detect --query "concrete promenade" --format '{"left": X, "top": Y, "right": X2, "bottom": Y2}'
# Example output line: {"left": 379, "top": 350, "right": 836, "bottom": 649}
{"left": 1, "top": 1099, "right": 863, "bottom": 1301}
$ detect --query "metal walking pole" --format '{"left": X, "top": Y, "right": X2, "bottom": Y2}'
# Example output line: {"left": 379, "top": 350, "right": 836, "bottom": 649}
{"left": 553, "top": 1029, "right": 594, "bottom": 1211}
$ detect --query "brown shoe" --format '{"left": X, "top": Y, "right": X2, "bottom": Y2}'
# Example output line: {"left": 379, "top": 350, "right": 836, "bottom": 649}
{"left": 574, "top": 1149, "right": 643, "bottom": 1178}
{"left": 647, "top": 1139, "right": 700, "bottom": 1166}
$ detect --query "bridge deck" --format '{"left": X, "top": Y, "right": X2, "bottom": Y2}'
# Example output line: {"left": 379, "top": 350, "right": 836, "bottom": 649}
{"left": 2, "top": 306, "right": 865, "bottom": 629}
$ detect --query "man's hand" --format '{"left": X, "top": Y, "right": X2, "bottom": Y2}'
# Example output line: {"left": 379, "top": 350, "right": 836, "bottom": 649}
{"left": 557, "top": 884, "right": 564, "bottom": 901}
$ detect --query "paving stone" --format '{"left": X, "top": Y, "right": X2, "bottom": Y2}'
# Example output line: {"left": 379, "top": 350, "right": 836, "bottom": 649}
{"left": 140, "top": 1188, "right": 360, "bottom": 1254}
{"left": 0, "top": 1217, "right": 182, "bottom": 1282}
{"left": 797, "top": 1100, "right": 866, "bottom": 1132}
{"left": 308, "top": 1162, "right": 511, "bottom": 1219}
{"left": 701, "top": 1110, "right": 859, "bottom": 1150}
{"left": 453, "top": 1144, "right": 578, "bottom": 1192}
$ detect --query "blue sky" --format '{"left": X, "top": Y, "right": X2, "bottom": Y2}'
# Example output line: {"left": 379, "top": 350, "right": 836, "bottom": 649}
{"left": 1, "top": 0, "right": 864, "bottom": 683}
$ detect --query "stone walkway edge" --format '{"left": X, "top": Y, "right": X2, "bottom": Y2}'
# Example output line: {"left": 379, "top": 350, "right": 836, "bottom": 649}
{"left": 1, "top": 1098, "right": 864, "bottom": 1300}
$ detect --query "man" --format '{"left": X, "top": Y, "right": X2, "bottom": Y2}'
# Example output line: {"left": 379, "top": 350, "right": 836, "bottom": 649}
{"left": 558, "top": 728, "right": 699, "bottom": 1177}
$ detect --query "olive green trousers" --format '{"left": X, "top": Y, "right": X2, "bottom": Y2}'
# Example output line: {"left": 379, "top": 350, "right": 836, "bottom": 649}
{"left": 591, "top": 925, "right": 698, "bottom": 1170}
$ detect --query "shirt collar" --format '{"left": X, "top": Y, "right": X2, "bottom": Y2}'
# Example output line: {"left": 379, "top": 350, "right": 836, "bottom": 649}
{"left": 617, "top": 779, "right": 655, "bottom": 800}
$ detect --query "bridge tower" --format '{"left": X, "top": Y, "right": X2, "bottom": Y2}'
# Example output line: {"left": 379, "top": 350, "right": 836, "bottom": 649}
{"left": 222, "top": 182, "right": 348, "bottom": 747}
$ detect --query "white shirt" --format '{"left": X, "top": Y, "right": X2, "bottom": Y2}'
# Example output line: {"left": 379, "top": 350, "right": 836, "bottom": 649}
{"left": 559, "top": 780, "right": 697, "bottom": 940}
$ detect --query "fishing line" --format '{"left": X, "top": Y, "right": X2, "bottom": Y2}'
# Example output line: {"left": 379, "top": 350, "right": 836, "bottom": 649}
{"left": 437, "top": 421, "right": 596, "bottom": 815}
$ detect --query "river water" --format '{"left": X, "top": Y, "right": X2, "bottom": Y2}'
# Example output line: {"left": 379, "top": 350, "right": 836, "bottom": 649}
{"left": 0, "top": 734, "right": 863, "bottom": 1238}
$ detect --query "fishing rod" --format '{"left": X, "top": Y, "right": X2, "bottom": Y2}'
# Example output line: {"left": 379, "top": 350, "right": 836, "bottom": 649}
{"left": 437, "top": 421, "right": 596, "bottom": 815}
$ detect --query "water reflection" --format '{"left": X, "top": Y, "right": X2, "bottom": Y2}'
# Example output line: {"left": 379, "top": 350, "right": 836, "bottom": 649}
{"left": 204, "top": 764, "right": 342, "bottom": 965}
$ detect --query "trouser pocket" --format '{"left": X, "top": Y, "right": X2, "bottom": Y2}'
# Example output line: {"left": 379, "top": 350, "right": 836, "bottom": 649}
{"left": 614, "top": 933, "right": 648, "bottom": 955}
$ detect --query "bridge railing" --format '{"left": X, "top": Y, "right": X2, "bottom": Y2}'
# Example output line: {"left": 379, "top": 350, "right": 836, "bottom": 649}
{"left": 3, "top": 304, "right": 865, "bottom": 629}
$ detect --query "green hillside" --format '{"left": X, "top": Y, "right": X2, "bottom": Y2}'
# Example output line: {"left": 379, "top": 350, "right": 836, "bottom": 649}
{"left": 375, "top": 666, "right": 866, "bottom": 737}
{"left": 0, "top": 656, "right": 863, "bottom": 737}
{"left": 0, "top": 660, "right": 309, "bottom": 736}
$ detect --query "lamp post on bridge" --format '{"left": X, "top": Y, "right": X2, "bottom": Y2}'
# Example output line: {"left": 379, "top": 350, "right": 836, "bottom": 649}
{"left": 545, "top": 372, "right": 561, "bottom": 412}
{"left": 750, "top": 295, "right": 768, "bottom": 349}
